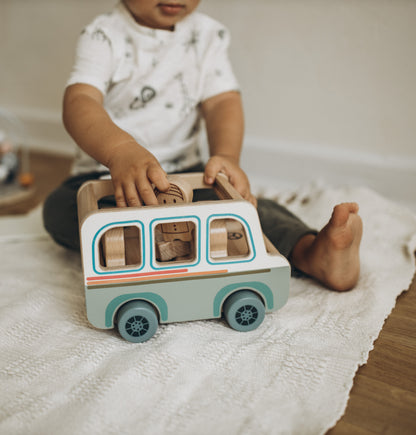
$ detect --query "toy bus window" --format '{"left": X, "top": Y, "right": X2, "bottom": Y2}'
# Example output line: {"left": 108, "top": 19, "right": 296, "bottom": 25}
{"left": 154, "top": 220, "right": 196, "bottom": 264}
{"left": 99, "top": 225, "right": 142, "bottom": 269}
{"left": 209, "top": 218, "right": 250, "bottom": 260}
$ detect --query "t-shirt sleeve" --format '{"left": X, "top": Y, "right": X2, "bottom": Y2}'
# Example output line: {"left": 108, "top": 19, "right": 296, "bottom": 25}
{"left": 66, "top": 26, "right": 114, "bottom": 95}
{"left": 200, "top": 26, "right": 240, "bottom": 102}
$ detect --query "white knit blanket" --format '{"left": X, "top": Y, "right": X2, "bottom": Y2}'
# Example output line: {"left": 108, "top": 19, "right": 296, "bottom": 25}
{"left": 1, "top": 184, "right": 415, "bottom": 435}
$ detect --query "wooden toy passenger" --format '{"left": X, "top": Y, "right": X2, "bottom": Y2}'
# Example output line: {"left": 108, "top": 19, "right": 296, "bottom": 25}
{"left": 154, "top": 177, "right": 194, "bottom": 262}
{"left": 43, "top": 0, "right": 362, "bottom": 291}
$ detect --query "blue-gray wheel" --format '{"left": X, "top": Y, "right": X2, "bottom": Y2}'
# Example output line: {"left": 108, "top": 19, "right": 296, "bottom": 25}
{"left": 223, "top": 290, "right": 265, "bottom": 332}
{"left": 117, "top": 300, "right": 158, "bottom": 343}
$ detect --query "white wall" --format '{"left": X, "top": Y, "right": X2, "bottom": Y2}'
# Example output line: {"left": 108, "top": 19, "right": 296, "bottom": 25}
{"left": 200, "top": 0, "right": 416, "bottom": 159}
{"left": 0, "top": 0, "right": 116, "bottom": 149}
{"left": 1, "top": 0, "right": 415, "bottom": 164}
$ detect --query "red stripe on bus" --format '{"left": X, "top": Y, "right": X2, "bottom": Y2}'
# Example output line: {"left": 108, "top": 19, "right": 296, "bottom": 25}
{"left": 86, "top": 269, "right": 229, "bottom": 287}
{"left": 86, "top": 268, "right": 188, "bottom": 282}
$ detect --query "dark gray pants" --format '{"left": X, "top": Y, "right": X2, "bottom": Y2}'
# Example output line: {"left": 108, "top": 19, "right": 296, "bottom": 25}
{"left": 42, "top": 166, "right": 316, "bottom": 261}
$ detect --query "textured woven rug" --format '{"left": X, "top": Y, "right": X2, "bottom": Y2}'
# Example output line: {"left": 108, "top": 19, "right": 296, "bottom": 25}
{"left": 0, "top": 184, "right": 415, "bottom": 435}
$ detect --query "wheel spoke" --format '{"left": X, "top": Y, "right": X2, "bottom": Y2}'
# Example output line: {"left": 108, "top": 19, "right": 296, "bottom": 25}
{"left": 125, "top": 315, "right": 151, "bottom": 336}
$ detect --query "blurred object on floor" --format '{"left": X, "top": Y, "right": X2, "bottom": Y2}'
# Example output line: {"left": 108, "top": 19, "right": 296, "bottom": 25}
{"left": 0, "top": 149, "right": 73, "bottom": 215}
{"left": 0, "top": 108, "right": 36, "bottom": 208}
{"left": 0, "top": 136, "right": 19, "bottom": 184}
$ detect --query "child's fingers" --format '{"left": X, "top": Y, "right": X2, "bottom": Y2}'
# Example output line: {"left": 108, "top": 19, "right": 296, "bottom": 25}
{"left": 114, "top": 182, "right": 128, "bottom": 208}
{"left": 205, "top": 156, "right": 257, "bottom": 206}
{"left": 113, "top": 177, "right": 156, "bottom": 207}
{"left": 230, "top": 174, "right": 247, "bottom": 195}
{"left": 148, "top": 165, "right": 170, "bottom": 193}
{"left": 135, "top": 175, "right": 159, "bottom": 206}
{"left": 204, "top": 158, "right": 222, "bottom": 185}
{"left": 112, "top": 163, "right": 168, "bottom": 207}
{"left": 241, "top": 188, "right": 257, "bottom": 207}
{"left": 124, "top": 180, "right": 143, "bottom": 207}
{"left": 229, "top": 172, "right": 255, "bottom": 202}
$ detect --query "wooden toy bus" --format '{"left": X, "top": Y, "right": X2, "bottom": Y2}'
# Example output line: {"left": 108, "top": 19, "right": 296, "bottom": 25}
{"left": 77, "top": 173, "right": 290, "bottom": 343}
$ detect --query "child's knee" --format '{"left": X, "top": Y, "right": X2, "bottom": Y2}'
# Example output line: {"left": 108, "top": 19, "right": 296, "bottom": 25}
{"left": 43, "top": 187, "right": 80, "bottom": 250}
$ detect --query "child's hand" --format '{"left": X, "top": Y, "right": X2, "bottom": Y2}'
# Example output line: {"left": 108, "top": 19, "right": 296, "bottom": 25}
{"left": 107, "top": 141, "right": 170, "bottom": 207}
{"left": 63, "top": 84, "right": 170, "bottom": 207}
{"left": 204, "top": 155, "right": 257, "bottom": 207}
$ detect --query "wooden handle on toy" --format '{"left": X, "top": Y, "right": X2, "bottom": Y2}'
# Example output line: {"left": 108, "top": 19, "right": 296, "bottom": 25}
{"left": 165, "top": 172, "right": 244, "bottom": 200}
{"left": 77, "top": 179, "right": 116, "bottom": 224}
{"left": 213, "top": 173, "right": 244, "bottom": 201}
{"left": 162, "top": 172, "right": 243, "bottom": 201}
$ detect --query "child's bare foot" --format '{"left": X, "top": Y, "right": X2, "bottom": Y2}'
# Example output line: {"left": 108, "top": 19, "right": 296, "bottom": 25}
{"left": 290, "top": 203, "right": 363, "bottom": 291}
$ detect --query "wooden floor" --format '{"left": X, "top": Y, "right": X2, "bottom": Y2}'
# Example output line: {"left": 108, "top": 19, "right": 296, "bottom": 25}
{"left": 1, "top": 150, "right": 415, "bottom": 434}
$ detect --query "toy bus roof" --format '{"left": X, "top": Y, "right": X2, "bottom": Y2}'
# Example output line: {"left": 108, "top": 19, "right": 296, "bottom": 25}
{"left": 77, "top": 173, "right": 243, "bottom": 224}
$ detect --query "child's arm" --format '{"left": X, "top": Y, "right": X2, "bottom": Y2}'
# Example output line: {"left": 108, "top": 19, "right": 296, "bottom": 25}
{"left": 201, "top": 91, "right": 257, "bottom": 206}
{"left": 63, "top": 83, "right": 170, "bottom": 206}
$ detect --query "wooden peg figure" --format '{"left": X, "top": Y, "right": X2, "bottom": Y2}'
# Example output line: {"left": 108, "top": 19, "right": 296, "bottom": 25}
{"left": 154, "top": 176, "right": 194, "bottom": 261}
{"left": 154, "top": 175, "right": 193, "bottom": 205}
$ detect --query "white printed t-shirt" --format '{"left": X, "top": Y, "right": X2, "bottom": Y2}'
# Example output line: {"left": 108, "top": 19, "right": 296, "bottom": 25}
{"left": 67, "top": 1, "right": 239, "bottom": 174}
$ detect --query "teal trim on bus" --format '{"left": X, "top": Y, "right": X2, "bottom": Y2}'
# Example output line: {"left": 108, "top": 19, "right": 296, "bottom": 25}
{"left": 149, "top": 215, "right": 201, "bottom": 270}
{"left": 213, "top": 281, "right": 274, "bottom": 316}
{"left": 92, "top": 220, "right": 145, "bottom": 275}
{"left": 105, "top": 292, "right": 168, "bottom": 327}
{"left": 206, "top": 214, "right": 256, "bottom": 266}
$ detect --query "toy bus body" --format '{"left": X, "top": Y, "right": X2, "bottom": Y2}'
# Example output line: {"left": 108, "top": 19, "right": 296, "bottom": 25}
{"left": 80, "top": 199, "right": 289, "bottom": 327}
{"left": 78, "top": 174, "right": 290, "bottom": 341}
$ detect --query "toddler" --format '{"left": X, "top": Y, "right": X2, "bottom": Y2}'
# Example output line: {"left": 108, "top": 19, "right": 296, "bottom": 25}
{"left": 43, "top": 0, "right": 362, "bottom": 291}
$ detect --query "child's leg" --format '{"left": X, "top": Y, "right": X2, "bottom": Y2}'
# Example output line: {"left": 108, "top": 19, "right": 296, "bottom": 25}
{"left": 42, "top": 171, "right": 108, "bottom": 250}
{"left": 257, "top": 198, "right": 318, "bottom": 259}
{"left": 257, "top": 199, "right": 362, "bottom": 291}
